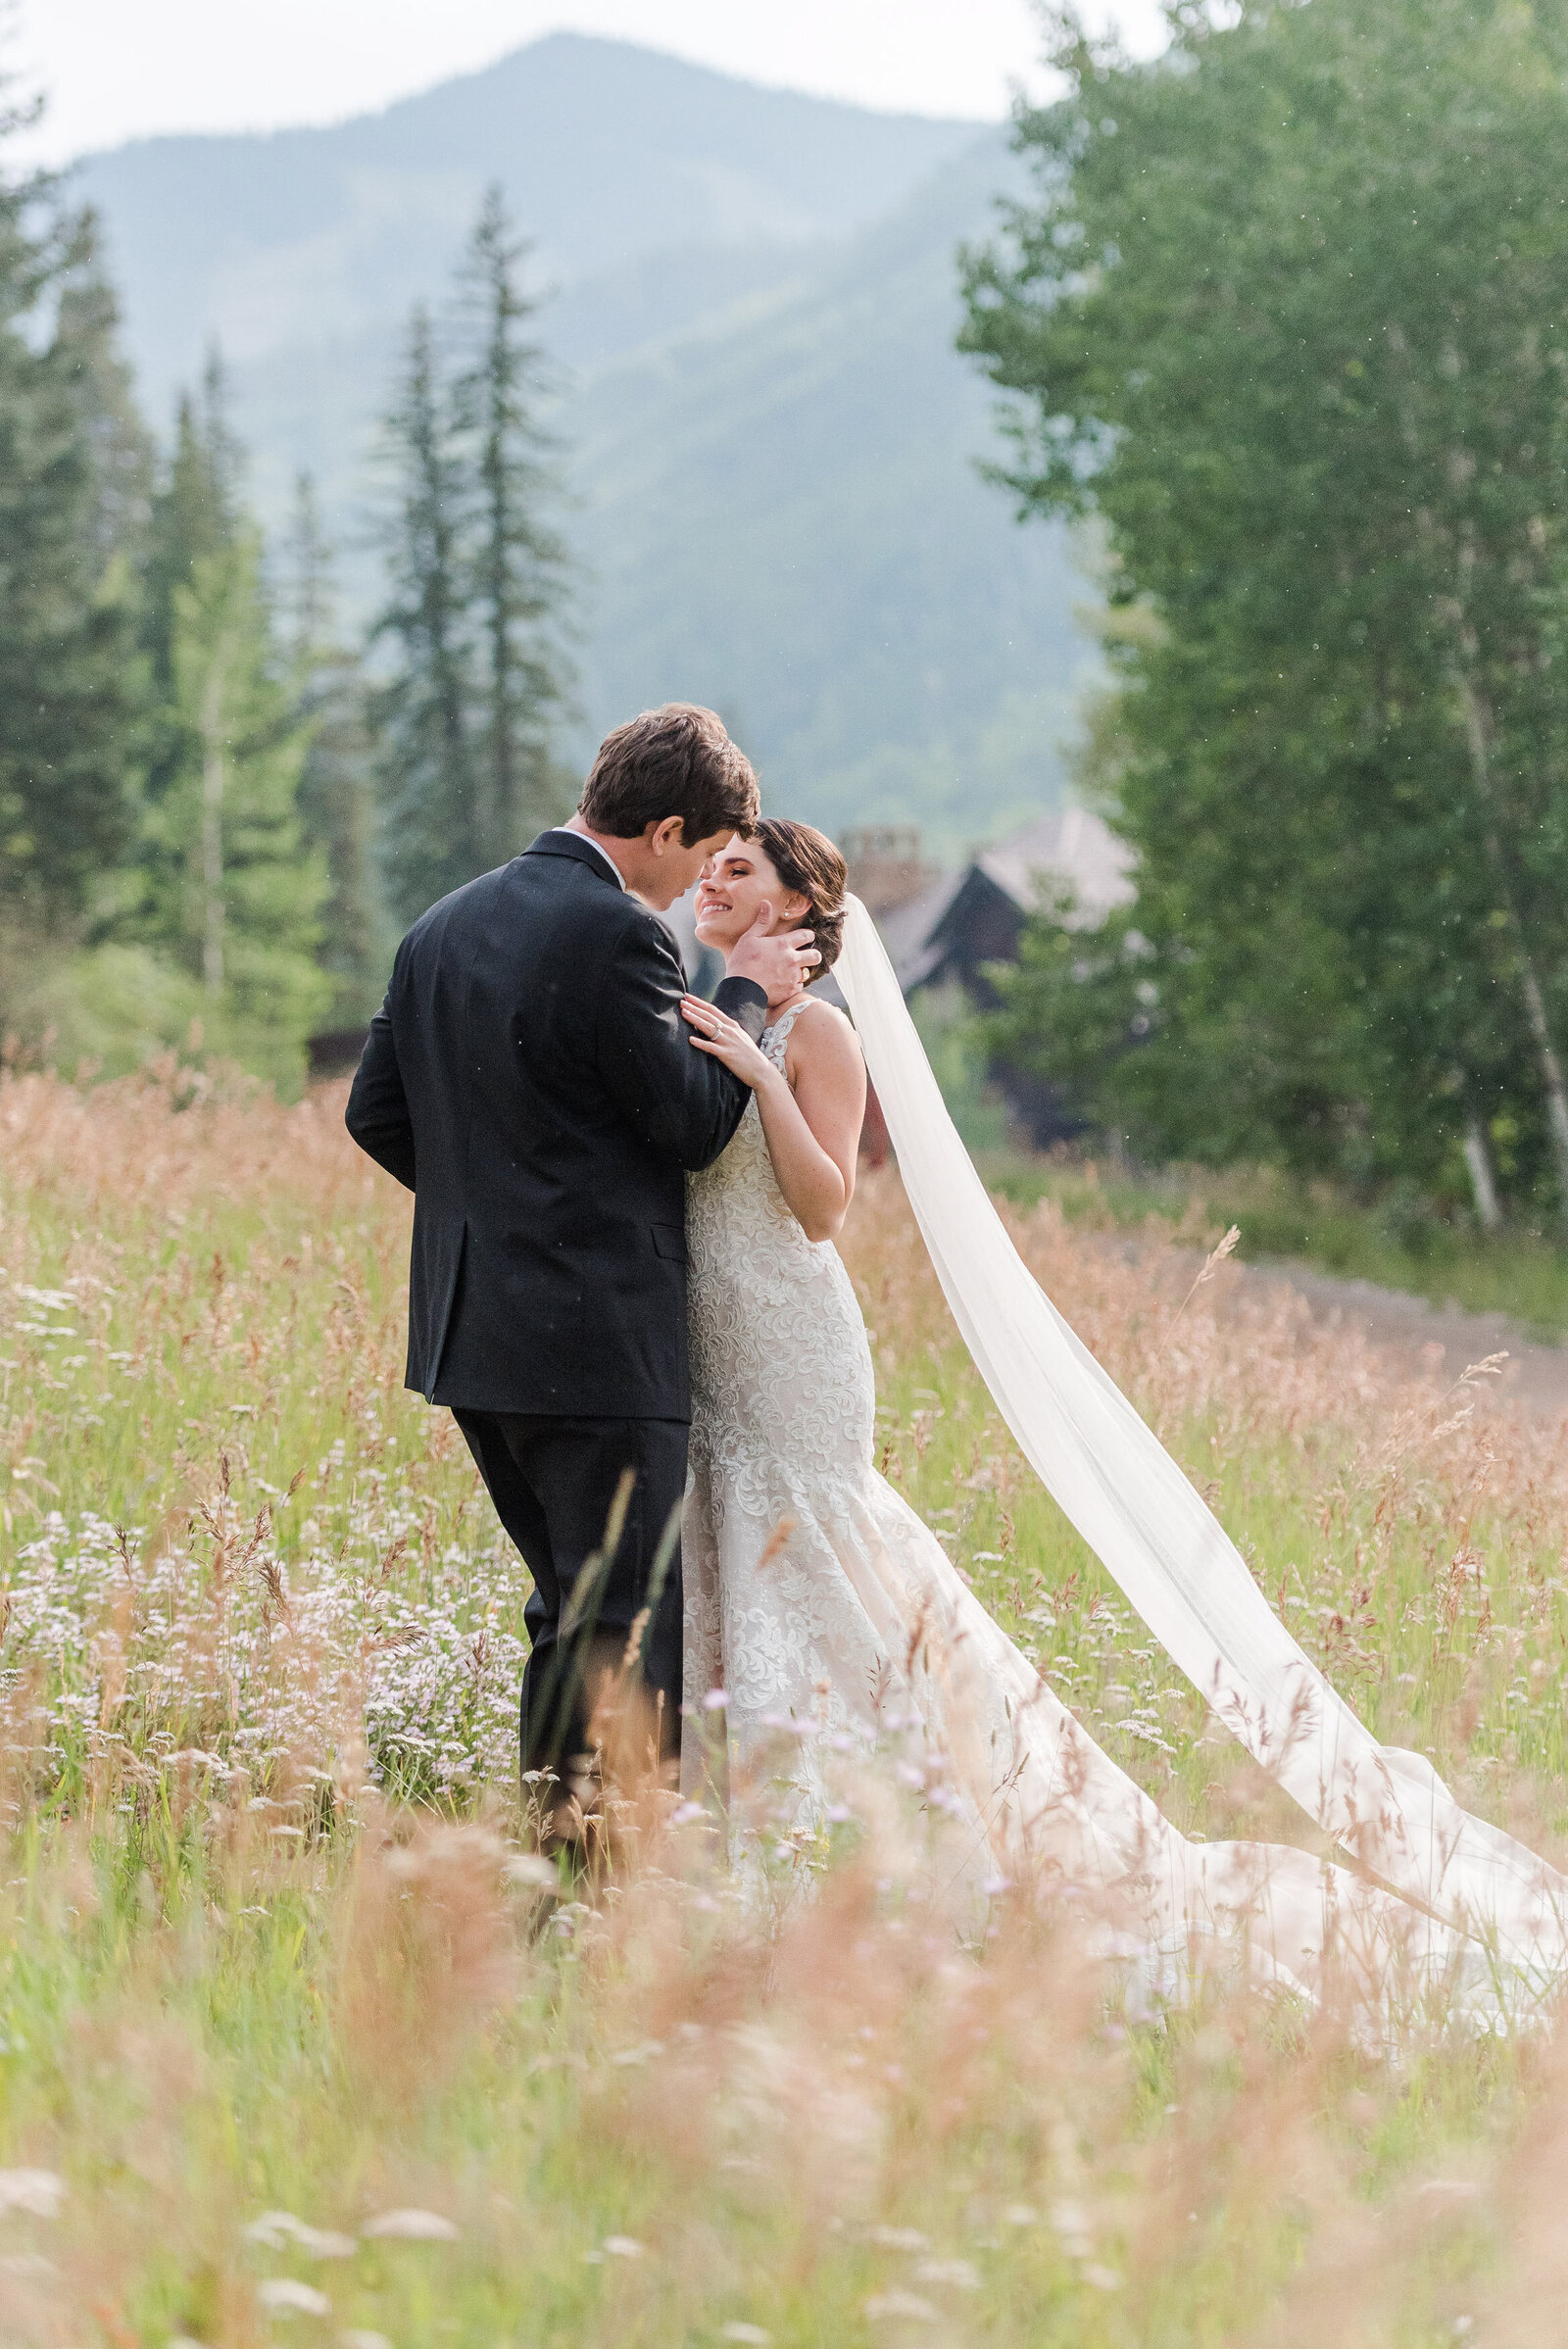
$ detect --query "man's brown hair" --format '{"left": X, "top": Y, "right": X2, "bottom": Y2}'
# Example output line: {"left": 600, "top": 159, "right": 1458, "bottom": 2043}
{"left": 579, "top": 704, "right": 759, "bottom": 844}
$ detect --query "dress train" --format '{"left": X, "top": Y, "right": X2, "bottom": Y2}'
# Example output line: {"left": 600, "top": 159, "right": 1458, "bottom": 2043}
{"left": 679, "top": 1000, "right": 1516, "bottom": 2013}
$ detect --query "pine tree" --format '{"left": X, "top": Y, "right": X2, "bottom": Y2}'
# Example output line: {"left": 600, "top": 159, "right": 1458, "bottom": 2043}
{"left": 0, "top": 131, "right": 143, "bottom": 929}
{"left": 371, "top": 195, "right": 573, "bottom": 926}
{"left": 145, "top": 525, "right": 329, "bottom": 1075}
{"left": 454, "top": 185, "right": 573, "bottom": 868}
{"left": 144, "top": 359, "right": 239, "bottom": 710}
{"left": 284, "top": 472, "right": 381, "bottom": 1024}
{"left": 371, "top": 305, "right": 480, "bottom": 925}
{"left": 129, "top": 370, "right": 331, "bottom": 1083}
{"left": 133, "top": 364, "right": 240, "bottom": 947}
{"left": 55, "top": 227, "right": 153, "bottom": 574}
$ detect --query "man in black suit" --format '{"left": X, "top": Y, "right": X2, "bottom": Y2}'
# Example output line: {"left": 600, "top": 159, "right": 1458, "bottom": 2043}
{"left": 345, "top": 705, "right": 816, "bottom": 1835}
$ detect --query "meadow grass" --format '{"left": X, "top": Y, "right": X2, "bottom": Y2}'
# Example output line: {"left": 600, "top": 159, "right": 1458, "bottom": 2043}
{"left": 0, "top": 1065, "right": 1565, "bottom": 2341}
{"left": 981, "top": 1150, "right": 1568, "bottom": 1342}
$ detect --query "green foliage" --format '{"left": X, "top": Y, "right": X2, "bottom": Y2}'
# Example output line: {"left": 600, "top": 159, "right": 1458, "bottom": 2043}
{"left": 910, "top": 981, "right": 1010, "bottom": 1152}
{"left": 962, "top": 0, "right": 1568, "bottom": 1216}
{"left": 284, "top": 472, "right": 385, "bottom": 1025}
{"left": 140, "top": 527, "right": 329, "bottom": 1083}
{"left": 373, "top": 306, "right": 479, "bottom": 924}
{"left": 140, "top": 367, "right": 236, "bottom": 775}
{"left": 0, "top": 94, "right": 352, "bottom": 1088}
{"left": 0, "top": 152, "right": 145, "bottom": 925}
{"left": 982, "top": 1151, "right": 1568, "bottom": 1342}
{"left": 455, "top": 187, "right": 574, "bottom": 865}
{"left": 98, "top": 369, "right": 337, "bottom": 1088}
{"left": 373, "top": 188, "right": 573, "bottom": 928}
{"left": 0, "top": 934, "right": 208, "bottom": 1080}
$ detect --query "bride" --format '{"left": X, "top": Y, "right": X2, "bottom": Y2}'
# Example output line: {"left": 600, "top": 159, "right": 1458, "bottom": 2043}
{"left": 677, "top": 820, "right": 893, "bottom": 1793}
{"left": 677, "top": 820, "right": 1568, "bottom": 2012}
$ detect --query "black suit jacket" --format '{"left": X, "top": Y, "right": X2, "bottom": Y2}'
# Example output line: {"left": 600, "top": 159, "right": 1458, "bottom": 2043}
{"left": 345, "top": 831, "right": 766, "bottom": 1419}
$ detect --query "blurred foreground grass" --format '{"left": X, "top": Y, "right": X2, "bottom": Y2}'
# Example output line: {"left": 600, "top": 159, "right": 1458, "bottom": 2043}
{"left": 983, "top": 1150, "right": 1568, "bottom": 1341}
{"left": 0, "top": 1067, "right": 1564, "bottom": 2340}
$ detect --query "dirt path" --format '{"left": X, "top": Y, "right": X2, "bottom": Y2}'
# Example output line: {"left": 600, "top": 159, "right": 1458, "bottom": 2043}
{"left": 1223, "top": 1256, "right": 1568, "bottom": 1420}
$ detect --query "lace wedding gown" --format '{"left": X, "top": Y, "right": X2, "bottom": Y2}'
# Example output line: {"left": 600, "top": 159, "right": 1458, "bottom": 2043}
{"left": 679, "top": 1003, "right": 1496, "bottom": 2008}
{"left": 682, "top": 1001, "right": 903, "bottom": 1792}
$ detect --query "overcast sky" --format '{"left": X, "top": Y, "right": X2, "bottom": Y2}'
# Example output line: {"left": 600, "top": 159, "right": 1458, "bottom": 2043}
{"left": 10, "top": 0, "right": 1167, "bottom": 165}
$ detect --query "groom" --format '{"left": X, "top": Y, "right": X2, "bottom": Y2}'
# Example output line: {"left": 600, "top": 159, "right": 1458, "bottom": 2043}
{"left": 345, "top": 704, "right": 816, "bottom": 1830}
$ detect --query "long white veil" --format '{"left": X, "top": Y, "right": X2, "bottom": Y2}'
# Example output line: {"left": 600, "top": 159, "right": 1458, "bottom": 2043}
{"left": 835, "top": 895, "right": 1568, "bottom": 1982}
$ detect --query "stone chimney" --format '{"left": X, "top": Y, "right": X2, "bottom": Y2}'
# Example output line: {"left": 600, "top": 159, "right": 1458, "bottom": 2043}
{"left": 842, "top": 825, "right": 940, "bottom": 919}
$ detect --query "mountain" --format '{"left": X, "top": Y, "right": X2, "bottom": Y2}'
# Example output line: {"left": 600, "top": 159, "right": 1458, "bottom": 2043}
{"left": 567, "top": 135, "right": 1095, "bottom": 848}
{"left": 76, "top": 35, "right": 979, "bottom": 422}
{"left": 74, "top": 37, "right": 1096, "bottom": 856}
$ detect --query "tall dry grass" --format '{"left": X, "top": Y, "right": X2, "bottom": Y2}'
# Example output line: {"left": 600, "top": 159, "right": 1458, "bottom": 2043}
{"left": 0, "top": 1066, "right": 1560, "bottom": 2340}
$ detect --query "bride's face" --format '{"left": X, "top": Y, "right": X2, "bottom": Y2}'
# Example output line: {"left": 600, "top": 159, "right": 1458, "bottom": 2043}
{"left": 693, "top": 835, "right": 808, "bottom": 951}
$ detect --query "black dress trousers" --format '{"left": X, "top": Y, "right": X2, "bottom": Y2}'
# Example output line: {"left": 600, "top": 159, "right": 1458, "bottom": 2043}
{"left": 454, "top": 1408, "right": 688, "bottom": 1782}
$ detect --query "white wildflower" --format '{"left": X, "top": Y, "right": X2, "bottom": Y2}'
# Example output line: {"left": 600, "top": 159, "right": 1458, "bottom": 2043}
{"left": 257, "top": 2278, "right": 332, "bottom": 2315}
{"left": 1050, "top": 2199, "right": 1093, "bottom": 2255}
{"left": 244, "top": 2211, "right": 355, "bottom": 2258}
{"left": 864, "top": 2292, "right": 938, "bottom": 2321}
{"left": 914, "top": 2258, "right": 980, "bottom": 2289}
{"left": 503, "top": 1854, "right": 559, "bottom": 1891}
{"left": 602, "top": 2235, "right": 646, "bottom": 2258}
{"left": 0, "top": 2171, "right": 64, "bottom": 2219}
{"left": 362, "top": 2208, "right": 459, "bottom": 2241}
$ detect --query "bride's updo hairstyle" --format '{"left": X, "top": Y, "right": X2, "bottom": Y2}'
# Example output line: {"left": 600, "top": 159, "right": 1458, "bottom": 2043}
{"left": 755, "top": 818, "right": 849, "bottom": 984}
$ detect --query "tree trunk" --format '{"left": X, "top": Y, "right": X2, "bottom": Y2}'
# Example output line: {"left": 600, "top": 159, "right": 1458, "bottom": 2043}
{"left": 199, "top": 621, "right": 238, "bottom": 997}
{"left": 1454, "top": 670, "right": 1568, "bottom": 1230}
{"left": 201, "top": 674, "right": 225, "bottom": 996}
{"left": 1460, "top": 1109, "right": 1502, "bottom": 1233}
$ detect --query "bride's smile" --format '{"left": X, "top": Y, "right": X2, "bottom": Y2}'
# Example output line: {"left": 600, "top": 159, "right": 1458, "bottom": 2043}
{"left": 695, "top": 835, "right": 810, "bottom": 959}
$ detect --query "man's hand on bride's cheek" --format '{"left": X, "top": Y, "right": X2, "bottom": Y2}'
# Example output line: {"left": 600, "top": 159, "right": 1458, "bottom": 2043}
{"left": 725, "top": 901, "right": 820, "bottom": 1002}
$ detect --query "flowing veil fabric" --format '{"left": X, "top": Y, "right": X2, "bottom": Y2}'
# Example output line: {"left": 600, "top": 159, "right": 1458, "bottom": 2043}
{"left": 835, "top": 896, "right": 1568, "bottom": 1986}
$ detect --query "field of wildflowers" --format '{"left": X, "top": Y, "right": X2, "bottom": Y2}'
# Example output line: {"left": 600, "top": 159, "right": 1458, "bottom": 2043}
{"left": 0, "top": 1062, "right": 1566, "bottom": 2343}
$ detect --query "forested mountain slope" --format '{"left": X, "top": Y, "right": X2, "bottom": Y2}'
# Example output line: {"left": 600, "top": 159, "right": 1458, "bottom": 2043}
{"left": 76, "top": 37, "right": 1092, "bottom": 850}
{"left": 568, "top": 134, "right": 1093, "bottom": 843}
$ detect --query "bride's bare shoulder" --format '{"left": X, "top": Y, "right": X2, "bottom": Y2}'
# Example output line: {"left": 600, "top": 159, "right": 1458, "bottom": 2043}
{"left": 787, "top": 997, "right": 863, "bottom": 1078}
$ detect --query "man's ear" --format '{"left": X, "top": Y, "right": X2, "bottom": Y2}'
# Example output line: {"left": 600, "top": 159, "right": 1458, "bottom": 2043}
{"left": 647, "top": 815, "right": 686, "bottom": 855}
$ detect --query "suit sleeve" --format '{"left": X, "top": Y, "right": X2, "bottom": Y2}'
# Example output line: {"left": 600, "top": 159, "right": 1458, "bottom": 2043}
{"left": 345, "top": 993, "right": 417, "bottom": 1192}
{"left": 595, "top": 913, "right": 768, "bottom": 1172}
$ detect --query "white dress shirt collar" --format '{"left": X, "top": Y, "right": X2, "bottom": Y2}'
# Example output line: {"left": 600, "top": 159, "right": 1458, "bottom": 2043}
{"left": 548, "top": 826, "right": 626, "bottom": 890}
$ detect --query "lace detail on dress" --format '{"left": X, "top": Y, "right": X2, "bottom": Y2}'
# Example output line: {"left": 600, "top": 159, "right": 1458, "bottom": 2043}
{"left": 682, "top": 1002, "right": 888, "bottom": 1819}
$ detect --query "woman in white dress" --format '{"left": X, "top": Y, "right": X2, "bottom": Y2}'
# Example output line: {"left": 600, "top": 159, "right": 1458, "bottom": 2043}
{"left": 675, "top": 821, "right": 1568, "bottom": 2014}
{"left": 677, "top": 822, "right": 886, "bottom": 1806}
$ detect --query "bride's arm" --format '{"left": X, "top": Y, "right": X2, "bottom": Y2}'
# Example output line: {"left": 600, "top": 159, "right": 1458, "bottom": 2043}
{"left": 679, "top": 997, "right": 866, "bottom": 1241}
